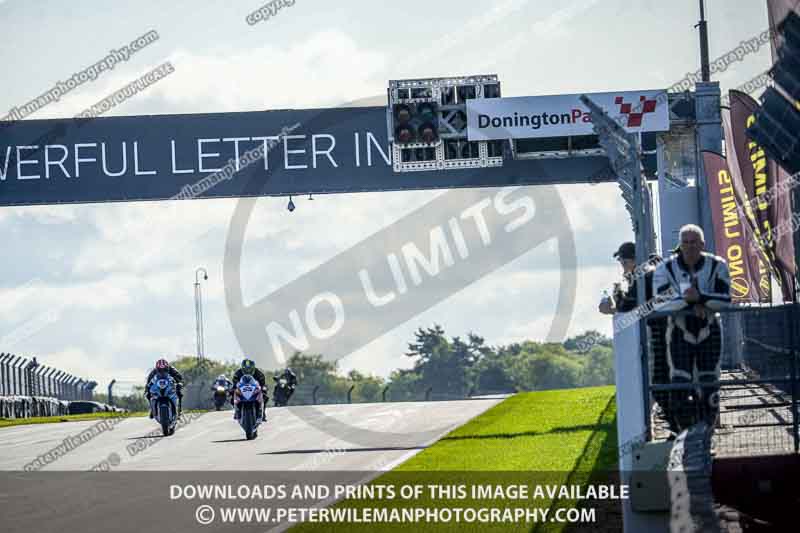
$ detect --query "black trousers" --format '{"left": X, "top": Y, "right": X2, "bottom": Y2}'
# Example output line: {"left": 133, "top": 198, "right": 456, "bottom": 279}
{"left": 665, "top": 316, "right": 722, "bottom": 431}
{"left": 648, "top": 318, "right": 671, "bottom": 422}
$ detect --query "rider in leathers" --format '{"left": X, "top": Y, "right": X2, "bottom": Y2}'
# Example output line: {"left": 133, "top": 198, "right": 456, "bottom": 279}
{"left": 652, "top": 225, "right": 731, "bottom": 430}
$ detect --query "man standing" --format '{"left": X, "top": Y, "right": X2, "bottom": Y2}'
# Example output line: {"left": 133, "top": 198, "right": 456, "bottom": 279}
{"left": 599, "top": 242, "right": 638, "bottom": 315}
{"left": 600, "top": 243, "right": 672, "bottom": 425}
{"left": 652, "top": 224, "right": 732, "bottom": 429}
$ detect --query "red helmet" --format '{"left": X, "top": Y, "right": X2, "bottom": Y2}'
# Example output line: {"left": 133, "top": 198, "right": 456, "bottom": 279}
{"left": 155, "top": 359, "right": 169, "bottom": 370}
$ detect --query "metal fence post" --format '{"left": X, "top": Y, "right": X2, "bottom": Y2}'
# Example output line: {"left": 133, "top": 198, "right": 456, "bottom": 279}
{"left": 312, "top": 385, "right": 319, "bottom": 405}
{"left": 73, "top": 377, "right": 79, "bottom": 400}
{"left": 52, "top": 371, "right": 62, "bottom": 399}
{"left": 108, "top": 379, "right": 117, "bottom": 406}
{"left": 34, "top": 365, "right": 47, "bottom": 396}
{"left": 20, "top": 358, "right": 30, "bottom": 396}
{"left": 47, "top": 369, "right": 54, "bottom": 397}
{"left": 25, "top": 358, "right": 38, "bottom": 396}
{"left": 12, "top": 356, "right": 24, "bottom": 395}
{"left": 44, "top": 367, "right": 56, "bottom": 397}
{"left": 62, "top": 374, "right": 71, "bottom": 399}
{"left": 39, "top": 366, "right": 48, "bottom": 397}
{"left": 69, "top": 376, "right": 79, "bottom": 400}
{"left": 0, "top": 353, "right": 10, "bottom": 395}
{"left": 347, "top": 385, "right": 355, "bottom": 404}
{"left": 9, "top": 355, "right": 17, "bottom": 395}
{"left": 86, "top": 381, "right": 97, "bottom": 401}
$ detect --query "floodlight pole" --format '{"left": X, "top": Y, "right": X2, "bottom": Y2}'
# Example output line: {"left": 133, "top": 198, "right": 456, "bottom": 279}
{"left": 697, "top": 0, "right": 711, "bottom": 82}
{"left": 194, "top": 267, "right": 208, "bottom": 363}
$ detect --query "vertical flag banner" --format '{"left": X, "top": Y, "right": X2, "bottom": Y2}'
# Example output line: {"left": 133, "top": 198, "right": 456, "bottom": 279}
{"left": 729, "top": 91, "right": 777, "bottom": 300}
{"left": 732, "top": 89, "right": 798, "bottom": 301}
{"left": 722, "top": 109, "right": 771, "bottom": 302}
{"left": 767, "top": 0, "right": 800, "bottom": 299}
{"left": 703, "top": 151, "right": 761, "bottom": 303}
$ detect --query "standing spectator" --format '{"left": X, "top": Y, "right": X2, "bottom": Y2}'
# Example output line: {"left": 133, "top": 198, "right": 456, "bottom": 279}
{"left": 652, "top": 224, "right": 732, "bottom": 429}
{"left": 599, "top": 242, "right": 638, "bottom": 315}
{"left": 600, "top": 243, "right": 673, "bottom": 428}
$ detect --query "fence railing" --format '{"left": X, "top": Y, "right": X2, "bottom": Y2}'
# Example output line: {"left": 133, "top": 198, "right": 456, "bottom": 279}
{"left": 0, "top": 353, "right": 97, "bottom": 401}
{"left": 643, "top": 304, "right": 800, "bottom": 457}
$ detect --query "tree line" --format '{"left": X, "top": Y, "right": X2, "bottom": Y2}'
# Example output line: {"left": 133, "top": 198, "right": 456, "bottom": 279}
{"left": 99, "top": 326, "right": 613, "bottom": 410}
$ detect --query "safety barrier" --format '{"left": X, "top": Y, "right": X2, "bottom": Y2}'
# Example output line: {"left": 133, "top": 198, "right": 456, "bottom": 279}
{"left": 0, "top": 352, "right": 97, "bottom": 401}
{"left": 0, "top": 352, "right": 103, "bottom": 419}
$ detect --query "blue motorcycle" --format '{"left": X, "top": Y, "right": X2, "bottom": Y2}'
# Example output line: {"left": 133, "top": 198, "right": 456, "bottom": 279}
{"left": 234, "top": 375, "right": 264, "bottom": 440}
{"left": 149, "top": 375, "right": 179, "bottom": 436}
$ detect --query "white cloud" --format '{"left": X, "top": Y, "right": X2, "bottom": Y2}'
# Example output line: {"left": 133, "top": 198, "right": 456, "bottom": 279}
{"left": 38, "top": 346, "right": 145, "bottom": 389}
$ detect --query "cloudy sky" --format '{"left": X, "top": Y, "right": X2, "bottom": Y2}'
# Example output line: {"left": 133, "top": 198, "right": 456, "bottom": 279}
{"left": 0, "top": 0, "right": 774, "bottom": 392}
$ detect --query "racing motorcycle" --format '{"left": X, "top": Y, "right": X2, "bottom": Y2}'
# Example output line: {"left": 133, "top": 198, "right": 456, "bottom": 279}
{"left": 272, "top": 376, "right": 294, "bottom": 407}
{"left": 234, "top": 375, "right": 264, "bottom": 440}
{"left": 212, "top": 384, "right": 229, "bottom": 411}
{"left": 149, "top": 374, "right": 179, "bottom": 436}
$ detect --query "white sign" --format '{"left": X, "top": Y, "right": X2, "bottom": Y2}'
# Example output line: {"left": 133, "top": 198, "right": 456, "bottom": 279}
{"left": 466, "top": 90, "right": 670, "bottom": 141}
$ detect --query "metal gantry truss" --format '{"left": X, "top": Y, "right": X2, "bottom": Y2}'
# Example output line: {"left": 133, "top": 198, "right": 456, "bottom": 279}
{"left": 580, "top": 94, "right": 657, "bottom": 276}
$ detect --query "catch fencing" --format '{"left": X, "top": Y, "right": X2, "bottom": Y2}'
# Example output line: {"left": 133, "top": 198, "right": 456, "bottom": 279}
{"left": 0, "top": 352, "right": 100, "bottom": 419}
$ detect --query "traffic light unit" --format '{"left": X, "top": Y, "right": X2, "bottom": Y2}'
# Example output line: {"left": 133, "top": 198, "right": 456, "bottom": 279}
{"left": 388, "top": 75, "right": 505, "bottom": 172}
{"left": 746, "top": 11, "right": 800, "bottom": 175}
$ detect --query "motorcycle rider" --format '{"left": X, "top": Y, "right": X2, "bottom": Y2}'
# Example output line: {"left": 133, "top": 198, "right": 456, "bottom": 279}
{"left": 212, "top": 374, "right": 233, "bottom": 392}
{"left": 273, "top": 367, "right": 298, "bottom": 404}
{"left": 144, "top": 358, "right": 184, "bottom": 417}
{"left": 231, "top": 358, "right": 268, "bottom": 420}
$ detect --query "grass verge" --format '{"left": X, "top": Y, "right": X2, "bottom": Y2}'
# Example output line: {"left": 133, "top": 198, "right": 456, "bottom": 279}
{"left": 0, "top": 408, "right": 208, "bottom": 429}
{"left": 293, "top": 386, "right": 620, "bottom": 532}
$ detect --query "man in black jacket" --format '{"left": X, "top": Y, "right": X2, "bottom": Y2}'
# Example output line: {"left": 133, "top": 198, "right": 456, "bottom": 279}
{"left": 599, "top": 242, "right": 638, "bottom": 314}
{"left": 600, "top": 244, "right": 673, "bottom": 428}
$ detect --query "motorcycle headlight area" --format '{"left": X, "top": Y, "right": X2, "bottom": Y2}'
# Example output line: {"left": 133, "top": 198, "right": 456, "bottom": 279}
{"left": 240, "top": 386, "right": 256, "bottom": 399}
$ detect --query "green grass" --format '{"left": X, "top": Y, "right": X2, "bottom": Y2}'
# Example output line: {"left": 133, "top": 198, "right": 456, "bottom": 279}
{"left": 0, "top": 411, "right": 146, "bottom": 428}
{"left": 398, "top": 386, "right": 617, "bottom": 472}
{"left": 294, "top": 386, "right": 619, "bottom": 533}
{"left": 0, "top": 408, "right": 209, "bottom": 429}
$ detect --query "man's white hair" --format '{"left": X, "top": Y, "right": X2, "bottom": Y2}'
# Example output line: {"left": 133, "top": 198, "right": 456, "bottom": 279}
{"left": 679, "top": 223, "right": 705, "bottom": 242}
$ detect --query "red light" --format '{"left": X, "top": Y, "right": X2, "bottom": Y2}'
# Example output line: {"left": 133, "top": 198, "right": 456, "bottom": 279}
{"left": 396, "top": 126, "right": 414, "bottom": 143}
{"left": 419, "top": 124, "right": 437, "bottom": 143}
